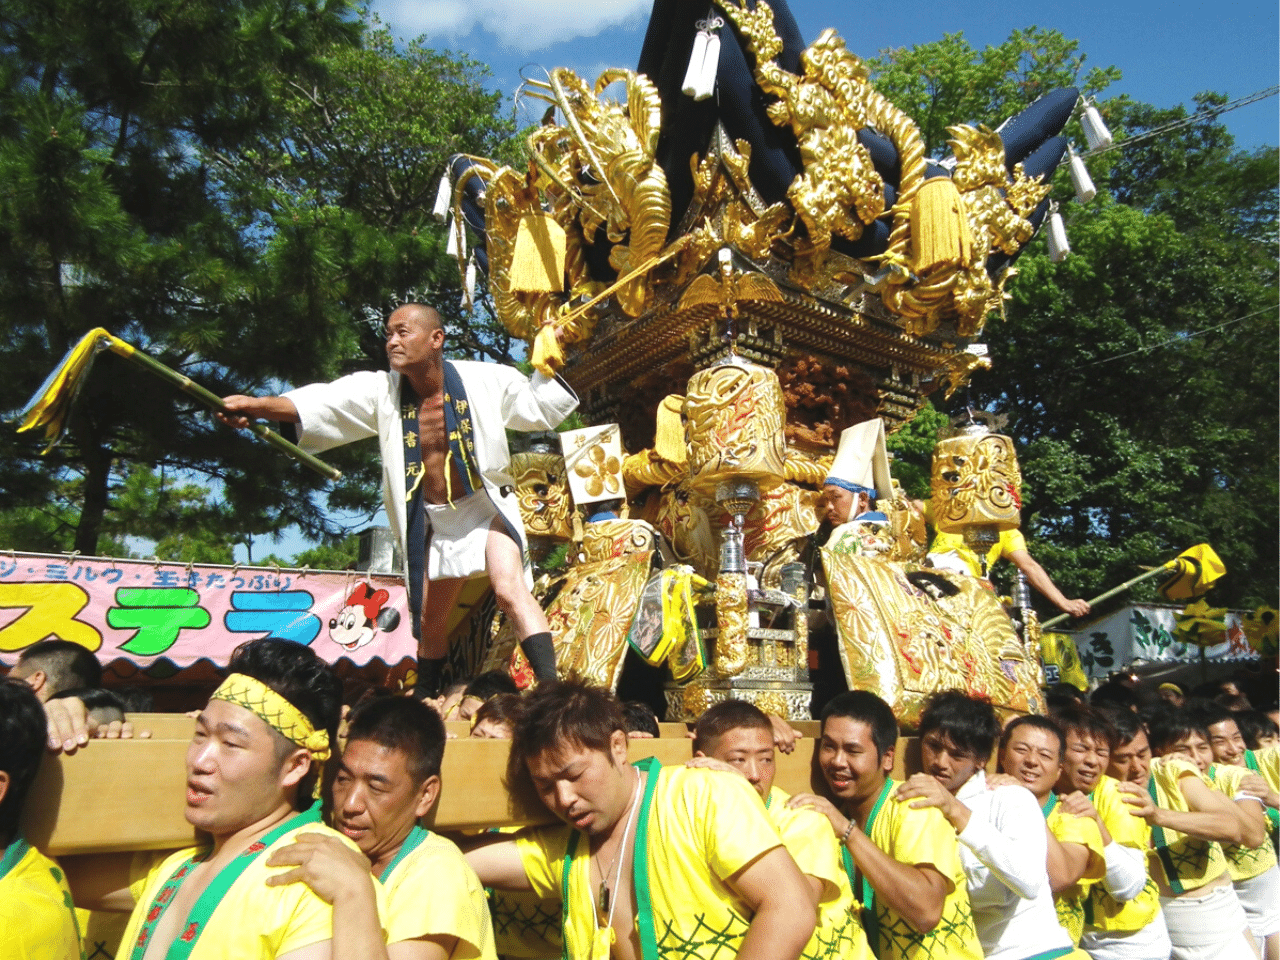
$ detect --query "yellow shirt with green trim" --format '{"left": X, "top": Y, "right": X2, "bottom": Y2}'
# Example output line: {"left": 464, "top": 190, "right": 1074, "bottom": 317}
{"left": 1253, "top": 746, "right": 1279, "bottom": 793}
{"left": 1044, "top": 800, "right": 1105, "bottom": 944}
{"left": 380, "top": 829, "right": 497, "bottom": 959}
{"left": 76, "top": 908, "right": 128, "bottom": 960}
{"left": 927, "top": 528, "right": 1026, "bottom": 578}
{"left": 766, "top": 786, "right": 873, "bottom": 960}
{"left": 479, "top": 823, "right": 562, "bottom": 959}
{"left": 0, "top": 840, "right": 82, "bottom": 960}
{"left": 1082, "top": 775, "right": 1159, "bottom": 934}
{"left": 858, "top": 778, "right": 983, "bottom": 960}
{"left": 516, "top": 764, "right": 785, "bottom": 960}
{"left": 119, "top": 821, "right": 356, "bottom": 960}
{"left": 1205, "top": 763, "right": 1276, "bottom": 882}
{"left": 1147, "top": 756, "right": 1228, "bottom": 893}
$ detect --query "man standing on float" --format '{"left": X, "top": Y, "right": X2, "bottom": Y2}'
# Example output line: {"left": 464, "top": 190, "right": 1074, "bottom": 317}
{"left": 221, "top": 303, "right": 576, "bottom": 696}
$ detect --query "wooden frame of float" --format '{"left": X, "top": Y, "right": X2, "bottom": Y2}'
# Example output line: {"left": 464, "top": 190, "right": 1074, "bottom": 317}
{"left": 23, "top": 715, "right": 932, "bottom": 857}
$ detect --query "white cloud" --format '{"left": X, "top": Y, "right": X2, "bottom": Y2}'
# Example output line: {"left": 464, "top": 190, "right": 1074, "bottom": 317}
{"left": 374, "top": 0, "right": 650, "bottom": 52}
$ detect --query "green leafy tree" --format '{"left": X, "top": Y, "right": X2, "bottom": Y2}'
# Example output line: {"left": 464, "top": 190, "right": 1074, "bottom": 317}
{"left": 0, "top": 0, "right": 362, "bottom": 555}
{"left": 868, "top": 28, "right": 1120, "bottom": 157}
{"left": 1, "top": 5, "right": 519, "bottom": 561}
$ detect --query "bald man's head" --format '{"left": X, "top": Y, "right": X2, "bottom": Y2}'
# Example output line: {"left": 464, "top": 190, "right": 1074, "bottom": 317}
{"left": 392, "top": 303, "right": 442, "bottom": 334}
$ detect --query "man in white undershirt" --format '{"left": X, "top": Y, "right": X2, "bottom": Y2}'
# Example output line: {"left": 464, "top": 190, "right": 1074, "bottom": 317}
{"left": 897, "top": 690, "right": 1076, "bottom": 960}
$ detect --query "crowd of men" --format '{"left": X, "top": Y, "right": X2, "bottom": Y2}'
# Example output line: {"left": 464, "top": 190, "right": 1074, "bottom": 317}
{"left": 2, "top": 636, "right": 1278, "bottom": 960}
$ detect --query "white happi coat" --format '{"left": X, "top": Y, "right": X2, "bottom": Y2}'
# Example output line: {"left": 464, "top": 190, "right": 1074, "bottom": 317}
{"left": 285, "top": 361, "right": 577, "bottom": 585}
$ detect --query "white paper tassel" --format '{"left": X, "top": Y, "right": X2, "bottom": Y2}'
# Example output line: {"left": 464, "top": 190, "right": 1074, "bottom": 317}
{"left": 461, "top": 255, "right": 477, "bottom": 310}
{"left": 1047, "top": 206, "right": 1070, "bottom": 262}
{"left": 445, "top": 213, "right": 465, "bottom": 259}
{"left": 681, "top": 17, "right": 723, "bottom": 101}
{"left": 432, "top": 170, "right": 452, "bottom": 222}
{"left": 681, "top": 30, "right": 710, "bottom": 98}
{"left": 1068, "top": 146, "right": 1096, "bottom": 203}
{"left": 692, "top": 30, "right": 720, "bottom": 101}
{"left": 1081, "top": 100, "right": 1113, "bottom": 151}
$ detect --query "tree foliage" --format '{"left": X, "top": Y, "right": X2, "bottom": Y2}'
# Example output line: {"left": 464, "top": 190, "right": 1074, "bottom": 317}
{"left": 0, "top": 3, "right": 517, "bottom": 561}
{"left": 871, "top": 30, "right": 1279, "bottom": 611}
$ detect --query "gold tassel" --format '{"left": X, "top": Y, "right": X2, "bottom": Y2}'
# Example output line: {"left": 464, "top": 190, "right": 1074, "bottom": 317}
{"left": 509, "top": 213, "right": 566, "bottom": 292}
{"left": 653, "top": 394, "right": 687, "bottom": 464}
{"left": 529, "top": 324, "right": 564, "bottom": 376}
{"left": 910, "top": 177, "right": 972, "bottom": 274}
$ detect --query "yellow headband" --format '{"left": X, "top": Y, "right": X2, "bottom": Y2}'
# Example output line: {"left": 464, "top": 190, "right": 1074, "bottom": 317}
{"left": 211, "top": 673, "right": 332, "bottom": 768}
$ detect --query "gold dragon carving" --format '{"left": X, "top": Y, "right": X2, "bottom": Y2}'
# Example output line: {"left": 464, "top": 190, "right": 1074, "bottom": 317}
{"left": 715, "top": 0, "right": 1052, "bottom": 338}
{"left": 477, "top": 67, "right": 673, "bottom": 355}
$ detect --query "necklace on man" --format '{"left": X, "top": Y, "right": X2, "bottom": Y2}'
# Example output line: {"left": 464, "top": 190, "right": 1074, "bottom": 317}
{"left": 595, "top": 767, "right": 642, "bottom": 921}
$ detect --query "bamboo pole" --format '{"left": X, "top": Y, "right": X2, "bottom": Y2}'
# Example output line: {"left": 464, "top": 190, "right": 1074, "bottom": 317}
{"left": 103, "top": 337, "right": 341, "bottom": 481}
{"left": 1041, "top": 565, "right": 1170, "bottom": 631}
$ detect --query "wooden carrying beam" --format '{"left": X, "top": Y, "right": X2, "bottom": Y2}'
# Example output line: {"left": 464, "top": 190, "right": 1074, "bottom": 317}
{"left": 24, "top": 716, "right": 922, "bottom": 857}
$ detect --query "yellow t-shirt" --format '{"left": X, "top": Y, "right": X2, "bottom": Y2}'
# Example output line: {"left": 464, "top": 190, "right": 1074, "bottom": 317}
{"left": 0, "top": 840, "right": 82, "bottom": 960}
{"left": 119, "top": 815, "right": 350, "bottom": 960}
{"left": 516, "top": 759, "right": 784, "bottom": 960}
{"left": 1205, "top": 763, "right": 1276, "bottom": 882}
{"left": 1044, "top": 797, "right": 1106, "bottom": 944}
{"left": 478, "top": 824, "right": 562, "bottom": 959}
{"left": 927, "top": 528, "right": 1026, "bottom": 578}
{"left": 766, "top": 787, "right": 873, "bottom": 960}
{"left": 76, "top": 908, "right": 128, "bottom": 959}
{"left": 851, "top": 778, "right": 983, "bottom": 960}
{"left": 1252, "top": 746, "right": 1279, "bottom": 792}
{"left": 1083, "top": 775, "right": 1161, "bottom": 933}
{"left": 1147, "top": 756, "right": 1228, "bottom": 893}
{"left": 380, "top": 827, "right": 496, "bottom": 959}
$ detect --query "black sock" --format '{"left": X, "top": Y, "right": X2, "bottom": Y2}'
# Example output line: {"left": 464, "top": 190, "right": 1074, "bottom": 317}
{"left": 414, "top": 656, "right": 447, "bottom": 699}
{"left": 520, "top": 632, "right": 558, "bottom": 683}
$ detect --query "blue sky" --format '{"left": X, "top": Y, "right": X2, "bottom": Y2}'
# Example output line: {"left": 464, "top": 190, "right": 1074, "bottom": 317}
{"left": 370, "top": 0, "right": 1277, "bottom": 150}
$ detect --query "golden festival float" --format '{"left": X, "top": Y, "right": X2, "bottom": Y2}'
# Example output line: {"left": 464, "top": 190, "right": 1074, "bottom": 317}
{"left": 429, "top": 0, "right": 1088, "bottom": 724}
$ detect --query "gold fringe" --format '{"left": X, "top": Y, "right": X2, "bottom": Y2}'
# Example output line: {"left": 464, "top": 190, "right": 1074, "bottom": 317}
{"left": 910, "top": 177, "right": 972, "bottom": 275}
{"left": 509, "top": 213, "right": 566, "bottom": 292}
{"left": 653, "top": 395, "right": 687, "bottom": 464}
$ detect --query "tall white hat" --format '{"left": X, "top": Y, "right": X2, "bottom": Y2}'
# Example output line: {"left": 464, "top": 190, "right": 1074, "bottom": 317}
{"left": 825, "top": 418, "right": 892, "bottom": 500}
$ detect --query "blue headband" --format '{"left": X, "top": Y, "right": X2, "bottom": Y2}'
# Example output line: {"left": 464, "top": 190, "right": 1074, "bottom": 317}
{"left": 824, "top": 477, "right": 876, "bottom": 498}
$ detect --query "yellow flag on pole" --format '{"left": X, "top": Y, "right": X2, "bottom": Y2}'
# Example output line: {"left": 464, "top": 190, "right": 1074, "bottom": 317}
{"left": 1156, "top": 543, "right": 1226, "bottom": 602}
{"left": 1174, "top": 598, "right": 1228, "bottom": 648}
{"left": 1242, "top": 606, "right": 1278, "bottom": 657}
{"left": 18, "top": 328, "right": 117, "bottom": 452}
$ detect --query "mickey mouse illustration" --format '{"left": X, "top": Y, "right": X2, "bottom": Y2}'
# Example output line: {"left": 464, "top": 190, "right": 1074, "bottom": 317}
{"left": 329, "top": 582, "right": 402, "bottom": 652}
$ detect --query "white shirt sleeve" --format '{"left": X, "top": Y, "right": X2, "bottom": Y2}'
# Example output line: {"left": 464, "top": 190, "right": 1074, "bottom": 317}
{"left": 285, "top": 371, "right": 384, "bottom": 454}
{"left": 1102, "top": 841, "right": 1148, "bottom": 902}
{"left": 499, "top": 369, "right": 578, "bottom": 432}
{"left": 956, "top": 785, "right": 1048, "bottom": 902}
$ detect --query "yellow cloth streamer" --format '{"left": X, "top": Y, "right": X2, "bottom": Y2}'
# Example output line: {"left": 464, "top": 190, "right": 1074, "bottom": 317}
{"left": 530, "top": 324, "right": 565, "bottom": 376}
{"left": 211, "top": 673, "right": 331, "bottom": 795}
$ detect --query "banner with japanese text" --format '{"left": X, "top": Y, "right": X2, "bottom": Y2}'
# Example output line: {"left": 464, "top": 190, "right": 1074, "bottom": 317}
{"left": 0, "top": 552, "right": 415, "bottom": 669}
{"left": 1069, "top": 603, "right": 1254, "bottom": 681}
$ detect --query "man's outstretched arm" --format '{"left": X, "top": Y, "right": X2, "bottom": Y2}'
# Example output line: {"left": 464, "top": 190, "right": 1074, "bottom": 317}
{"left": 1008, "top": 548, "right": 1090, "bottom": 618}
{"left": 218, "top": 394, "right": 301, "bottom": 426}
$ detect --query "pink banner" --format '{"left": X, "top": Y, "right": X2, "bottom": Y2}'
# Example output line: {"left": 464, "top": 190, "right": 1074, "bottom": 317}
{"left": 0, "top": 552, "right": 415, "bottom": 668}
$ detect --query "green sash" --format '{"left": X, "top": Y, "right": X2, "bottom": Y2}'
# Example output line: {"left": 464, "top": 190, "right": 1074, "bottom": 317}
{"left": 1041, "top": 793, "right": 1059, "bottom": 819}
{"left": 128, "top": 806, "right": 322, "bottom": 960}
{"left": 560, "top": 756, "right": 662, "bottom": 960}
{"left": 1244, "top": 751, "right": 1280, "bottom": 831}
{"left": 1146, "top": 776, "right": 1184, "bottom": 894}
{"left": 0, "top": 836, "right": 28, "bottom": 880}
{"left": 379, "top": 824, "right": 430, "bottom": 884}
{"left": 839, "top": 779, "right": 892, "bottom": 960}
